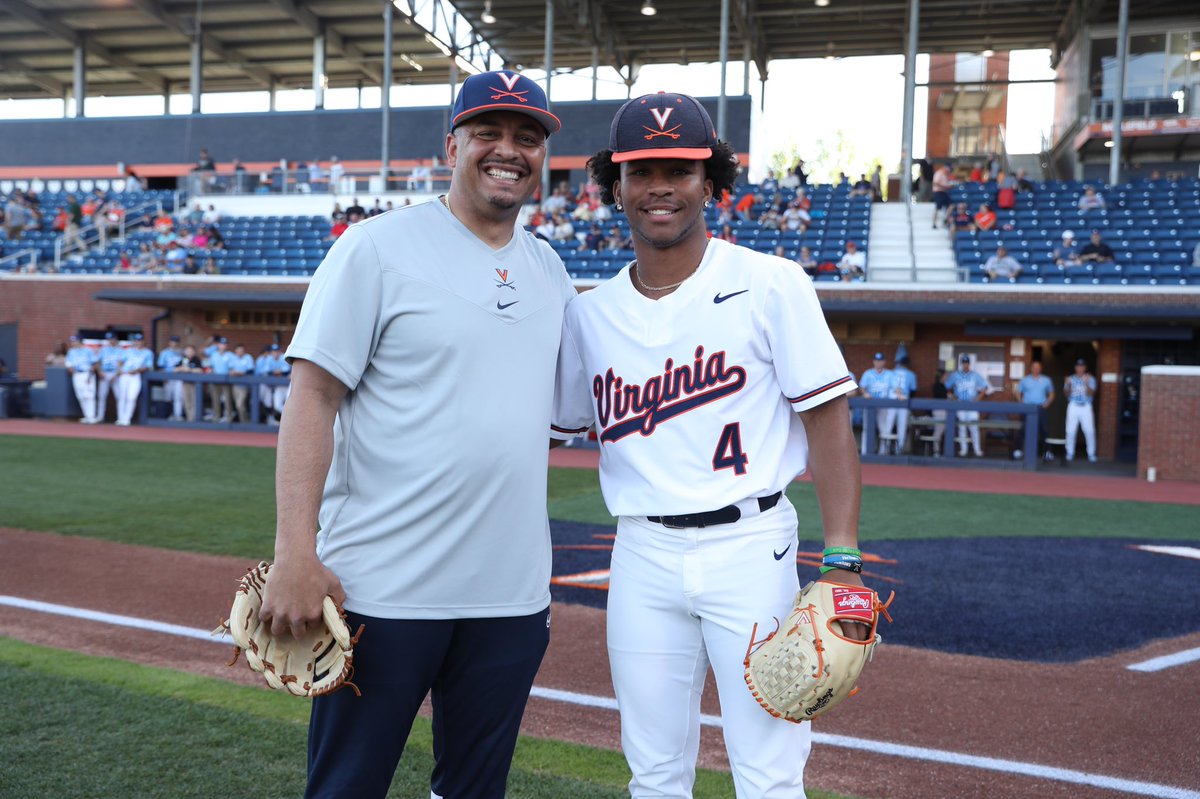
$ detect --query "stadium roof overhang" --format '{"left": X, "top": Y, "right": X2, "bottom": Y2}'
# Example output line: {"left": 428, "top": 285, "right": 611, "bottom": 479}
{"left": 2, "top": 0, "right": 1193, "bottom": 103}
{"left": 93, "top": 288, "right": 308, "bottom": 309}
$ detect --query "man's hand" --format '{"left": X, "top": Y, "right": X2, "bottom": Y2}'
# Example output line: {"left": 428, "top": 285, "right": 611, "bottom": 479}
{"left": 817, "top": 569, "right": 870, "bottom": 641}
{"left": 259, "top": 556, "right": 346, "bottom": 640}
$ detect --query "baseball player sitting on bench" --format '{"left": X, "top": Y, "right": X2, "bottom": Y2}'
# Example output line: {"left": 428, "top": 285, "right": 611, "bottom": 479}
{"left": 551, "top": 91, "right": 869, "bottom": 798}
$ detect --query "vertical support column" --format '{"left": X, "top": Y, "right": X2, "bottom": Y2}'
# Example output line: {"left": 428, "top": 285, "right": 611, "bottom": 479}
{"left": 742, "top": 41, "right": 751, "bottom": 96}
{"left": 73, "top": 39, "right": 87, "bottom": 118}
{"left": 1109, "top": 0, "right": 1130, "bottom": 186}
{"left": 717, "top": 0, "right": 729, "bottom": 139}
{"left": 268, "top": 78, "right": 277, "bottom": 112}
{"left": 900, "top": 0, "right": 920, "bottom": 204}
{"left": 190, "top": 38, "right": 203, "bottom": 114}
{"left": 591, "top": 45, "right": 599, "bottom": 101}
{"left": 313, "top": 33, "right": 326, "bottom": 110}
{"left": 382, "top": 0, "right": 394, "bottom": 184}
{"left": 541, "top": 0, "right": 554, "bottom": 205}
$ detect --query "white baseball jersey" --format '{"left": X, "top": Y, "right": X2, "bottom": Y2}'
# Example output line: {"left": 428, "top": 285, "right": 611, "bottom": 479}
{"left": 552, "top": 238, "right": 856, "bottom": 517}
{"left": 288, "top": 201, "right": 577, "bottom": 620}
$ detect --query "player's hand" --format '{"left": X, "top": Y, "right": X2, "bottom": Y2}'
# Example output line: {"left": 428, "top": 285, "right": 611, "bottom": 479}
{"left": 259, "top": 556, "right": 346, "bottom": 640}
{"left": 817, "top": 569, "right": 871, "bottom": 641}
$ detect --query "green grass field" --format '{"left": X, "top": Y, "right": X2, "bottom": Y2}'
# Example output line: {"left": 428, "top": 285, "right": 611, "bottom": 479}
{"left": 1, "top": 433, "right": 1194, "bottom": 797}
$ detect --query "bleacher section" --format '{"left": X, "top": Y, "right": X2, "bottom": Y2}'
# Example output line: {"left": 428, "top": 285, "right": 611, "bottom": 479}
{"left": 555, "top": 183, "right": 872, "bottom": 281}
{"left": 0, "top": 189, "right": 175, "bottom": 269}
{"left": 951, "top": 179, "right": 1200, "bottom": 286}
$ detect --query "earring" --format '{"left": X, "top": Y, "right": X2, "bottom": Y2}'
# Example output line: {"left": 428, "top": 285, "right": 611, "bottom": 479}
{"left": 615, "top": 203, "right": 623, "bottom": 212}
{"left": 704, "top": 200, "right": 710, "bottom": 208}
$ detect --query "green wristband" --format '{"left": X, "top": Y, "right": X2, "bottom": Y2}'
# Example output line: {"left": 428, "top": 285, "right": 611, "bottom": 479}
{"left": 822, "top": 546, "right": 862, "bottom": 557}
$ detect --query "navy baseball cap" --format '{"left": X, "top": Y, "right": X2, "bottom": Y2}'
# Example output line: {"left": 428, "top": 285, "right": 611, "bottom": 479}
{"left": 873, "top": 352, "right": 885, "bottom": 361}
{"left": 960, "top": 354, "right": 971, "bottom": 362}
{"left": 218, "top": 336, "right": 228, "bottom": 344}
{"left": 450, "top": 70, "right": 561, "bottom": 134}
{"left": 1075, "top": 358, "right": 1087, "bottom": 365}
{"left": 269, "top": 344, "right": 280, "bottom": 351}
{"left": 69, "top": 335, "right": 79, "bottom": 342}
{"left": 104, "top": 331, "right": 115, "bottom": 340}
{"left": 131, "top": 333, "right": 143, "bottom": 341}
{"left": 169, "top": 335, "right": 180, "bottom": 342}
{"left": 609, "top": 92, "right": 717, "bottom": 163}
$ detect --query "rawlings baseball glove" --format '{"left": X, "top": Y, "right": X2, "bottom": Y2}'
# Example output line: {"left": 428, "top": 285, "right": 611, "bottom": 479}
{"left": 744, "top": 580, "right": 893, "bottom": 722}
{"left": 215, "top": 562, "right": 363, "bottom": 698}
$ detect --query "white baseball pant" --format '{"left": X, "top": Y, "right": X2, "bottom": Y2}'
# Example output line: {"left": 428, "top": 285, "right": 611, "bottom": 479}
{"left": 71, "top": 371, "right": 98, "bottom": 423}
{"left": 1065, "top": 403, "right": 1095, "bottom": 460}
{"left": 166, "top": 379, "right": 184, "bottom": 419}
{"left": 96, "top": 373, "right": 117, "bottom": 422}
{"left": 116, "top": 373, "right": 142, "bottom": 425}
{"left": 859, "top": 408, "right": 896, "bottom": 455}
{"left": 608, "top": 500, "right": 810, "bottom": 798}
{"left": 955, "top": 410, "right": 982, "bottom": 456}
{"left": 894, "top": 407, "right": 910, "bottom": 453}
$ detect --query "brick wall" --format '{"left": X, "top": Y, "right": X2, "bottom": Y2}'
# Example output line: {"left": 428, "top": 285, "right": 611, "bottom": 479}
{"left": 1137, "top": 367, "right": 1200, "bottom": 482}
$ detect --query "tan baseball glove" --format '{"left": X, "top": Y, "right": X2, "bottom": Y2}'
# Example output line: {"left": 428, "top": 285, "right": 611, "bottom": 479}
{"left": 744, "top": 580, "right": 893, "bottom": 722}
{"left": 215, "top": 562, "right": 363, "bottom": 698}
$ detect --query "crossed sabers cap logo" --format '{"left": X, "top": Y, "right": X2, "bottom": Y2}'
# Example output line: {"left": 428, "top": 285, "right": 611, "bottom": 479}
{"left": 490, "top": 71, "right": 529, "bottom": 103}
{"left": 643, "top": 107, "right": 682, "bottom": 141}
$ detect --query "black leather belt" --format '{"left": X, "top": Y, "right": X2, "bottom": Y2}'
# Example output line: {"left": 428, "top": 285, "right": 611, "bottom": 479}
{"left": 648, "top": 491, "right": 783, "bottom": 529}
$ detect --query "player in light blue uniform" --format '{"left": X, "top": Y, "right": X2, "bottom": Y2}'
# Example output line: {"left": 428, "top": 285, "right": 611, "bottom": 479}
{"left": 1063, "top": 358, "right": 1097, "bottom": 462}
{"left": 1015, "top": 360, "right": 1055, "bottom": 459}
{"left": 65, "top": 335, "right": 100, "bottom": 424}
{"left": 157, "top": 335, "right": 185, "bottom": 420}
{"left": 96, "top": 332, "right": 124, "bottom": 423}
{"left": 228, "top": 343, "right": 257, "bottom": 423}
{"left": 945, "top": 353, "right": 988, "bottom": 456}
{"left": 116, "top": 333, "right": 154, "bottom": 426}
{"left": 207, "top": 337, "right": 234, "bottom": 422}
{"left": 262, "top": 344, "right": 291, "bottom": 423}
{"left": 859, "top": 352, "right": 899, "bottom": 454}
{"left": 255, "top": 345, "right": 274, "bottom": 420}
{"left": 892, "top": 356, "right": 918, "bottom": 453}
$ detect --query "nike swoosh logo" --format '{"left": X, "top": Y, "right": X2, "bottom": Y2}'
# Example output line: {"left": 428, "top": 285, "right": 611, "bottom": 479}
{"left": 714, "top": 290, "right": 749, "bottom": 304}
{"left": 773, "top": 544, "right": 792, "bottom": 561}
{"left": 497, "top": 300, "right": 520, "bottom": 310}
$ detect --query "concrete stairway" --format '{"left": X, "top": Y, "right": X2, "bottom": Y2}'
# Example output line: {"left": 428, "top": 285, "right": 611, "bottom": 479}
{"left": 867, "top": 202, "right": 960, "bottom": 283}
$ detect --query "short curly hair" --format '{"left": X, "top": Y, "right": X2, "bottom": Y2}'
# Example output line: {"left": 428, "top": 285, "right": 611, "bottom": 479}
{"left": 586, "top": 140, "right": 741, "bottom": 206}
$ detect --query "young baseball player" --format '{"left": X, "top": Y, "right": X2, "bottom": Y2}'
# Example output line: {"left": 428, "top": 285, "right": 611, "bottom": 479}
{"left": 551, "top": 92, "right": 867, "bottom": 798}
{"left": 115, "top": 333, "right": 153, "bottom": 426}
{"left": 156, "top": 335, "right": 185, "bottom": 420}
{"left": 259, "top": 70, "right": 574, "bottom": 799}
{"left": 95, "top": 331, "right": 124, "bottom": 423}
{"left": 859, "top": 352, "right": 899, "bottom": 454}
{"left": 945, "top": 354, "right": 988, "bottom": 456}
{"left": 65, "top": 335, "right": 100, "bottom": 424}
{"left": 1064, "top": 357, "right": 1097, "bottom": 462}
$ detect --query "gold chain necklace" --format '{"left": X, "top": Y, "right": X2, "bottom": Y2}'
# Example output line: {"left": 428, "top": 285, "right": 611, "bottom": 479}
{"left": 439, "top": 194, "right": 451, "bottom": 213}
{"left": 632, "top": 260, "right": 698, "bottom": 293}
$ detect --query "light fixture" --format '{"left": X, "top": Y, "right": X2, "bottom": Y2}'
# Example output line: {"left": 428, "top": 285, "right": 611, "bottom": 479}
{"left": 981, "top": 37, "right": 995, "bottom": 58}
{"left": 815, "top": 0, "right": 830, "bottom": 6}
{"left": 480, "top": 0, "right": 496, "bottom": 24}
{"left": 640, "top": 0, "right": 657, "bottom": 16}
{"left": 824, "top": 42, "right": 836, "bottom": 60}
{"left": 1189, "top": 49, "right": 1200, "bottom": 62}
{"left": 1104, "top": 140, "right": 1114, "bottom": 148}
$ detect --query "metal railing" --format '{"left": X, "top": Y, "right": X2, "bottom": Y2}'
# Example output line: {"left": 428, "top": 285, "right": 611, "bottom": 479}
{"left": 0, "top": 248, "right": 39, "bottom": 273}
{"left": 53, "top": 197, "right": 165, "bottom": 271}
{"left": 185, "top": 166, "right": 449, "bottom": 197}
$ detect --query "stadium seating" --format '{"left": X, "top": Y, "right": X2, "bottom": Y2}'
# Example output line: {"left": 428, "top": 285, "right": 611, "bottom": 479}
{"left": 951, "top": 178, "right": 1200, "bottom": 286}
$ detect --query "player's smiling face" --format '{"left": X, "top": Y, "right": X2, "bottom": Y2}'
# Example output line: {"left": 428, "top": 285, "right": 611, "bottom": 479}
{"left": 446, "top": 111, "right": 547, "bottom": 218}
{"left": 615, "top": 158, "right": 713, "bottom": 250}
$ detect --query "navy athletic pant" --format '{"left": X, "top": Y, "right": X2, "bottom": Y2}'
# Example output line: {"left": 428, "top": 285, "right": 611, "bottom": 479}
{"left": 304, "top": 606, "right": 551, "bottom": 799}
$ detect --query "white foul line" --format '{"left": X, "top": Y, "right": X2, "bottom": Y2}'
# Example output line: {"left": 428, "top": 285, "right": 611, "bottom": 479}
{"left": 3, "top": 594, "right": 1199, "bottom": 799}
{"left": 1127, "top": 647, "right": 1200, "bottom": 673}
{"left": 1131, "top": 545, "right": 1200, "bottom": 561}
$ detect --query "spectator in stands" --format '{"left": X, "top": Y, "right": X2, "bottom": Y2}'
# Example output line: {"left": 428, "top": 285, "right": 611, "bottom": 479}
{"left": 305, "top": 159, "right": 325, "bottom": 193}
{"left": 1016, "top": 169, "right": 1035, "bottom": 193}
{"left": 850, "top": 173, "right": 872, "bottom": 198}
{"left": 716, "top": 223, "right": 737, "bottom": 244}
{"left": 153, "top": 209, "right": 174, "bottom": 233}
{"left": 995, "top": 172, "right": 1017, "bottom": 210}
{"left": 64, "top": 194, "right": 84, "bottom": 251}
{"left": 202, "top": 204, "right": 221, "bottom": 226}
{"left": 782, "top": 200, "right": 810, "bottom": 233}
{"left": 202, "top": 256, "right": 220, "bottom": 275}
{"left": 114, "top": 251, "right": 134, "bottom": 273}
{"left": 1077, "top": 185, "right": 1106, "bottom": 212}
{"left": 931, "top": 163, "right": 956, "bottom": 229}
{"left": 761, "top": 169, "right": 779, "bottom": 193}
{"left": 794, "top": 245, "right": 819, "bottom": 277}
{"left": 192, "top": 228, "right": 210, "bottom": 250}
{"left": 983, "top": 245, "right": 1023, "bottom": 282}
{"left": 4, "top": 194, "right": 27, "bottom": 241}
{"left": 870, "top": 165, "right": 883, "bottom": 201}
{"left": 837, "top": 171, "right": 850, "bottom": 186}
{"left": 759, "top": 206, "right": 781, "bottom": 231}
{"left": 792, "top": 159, "right": 808, "bottom": 187}
{"left": 973, "top": 202, "right": 997, "bottom": 232}
{"left": 534, "top": 214, "right": 556, "bottom": 240}
{"left": 581, "top": 224, "right": 604, "bottom": 251}
{"left": 367, "top": 199, "right": 384, "bottom": 217}
{"left": 969, "top": 162, "right": 984, "bottom": 183}
{"left": 734, "top": 191, "right": 757, "bottom": 222}
{"left": 195, "top": 148, "right": 216, "bottom": 172}
{"left": 52, "top": 206, "right": 68, "bottom": 233}
{"left": 1054, "top": 230, "right": 1081, "bottom": 266}
{"left": 164, "top": 243, "right": 187, "bottom": 272}
{"left": 1078, "top": 230, "right": 1115, "bottom": 263}
{"left": 97, "top": 199, "right": 124, "bottom": 249}
{"left": 328, "top": 156, "right": 344, "bottom": 192}
{"left": 345, "top": 198, "right": 366, "bottom": 220}
{"left": 837, "top": 241, "right": 866, "bottom": 282}
{"left": 124, "top": 167, "right": 143, "bottom": 193}
{"left": 134, "top": 243, "right": 158, "bottom": 272}
{"left": 542, "top": 186, "right": 569, "bottom": 215}
{"left": 182, "top": 254, "right": 199, "bottom": 274}
{"left": 551, "top": 214, "right": 575, "bottom": 242}
{"left": 205, "top": 225, "right": 225, "bottom": 250}
{"left": 329, "top": 216, "right": 350, "bottom": 240}
{"left": 949, "top": 202, "right": 973, "bottom": 234}
{"left": 185, "top": 203, "right": 204, "bottom": 226}
{"left": 603, "top": 225, "right": 630, "bottom": 251}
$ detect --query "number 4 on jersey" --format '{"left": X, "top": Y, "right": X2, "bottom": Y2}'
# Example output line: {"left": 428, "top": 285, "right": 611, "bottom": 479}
{"left": 712, "top": 422, "right": 749, "bottom": 475}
